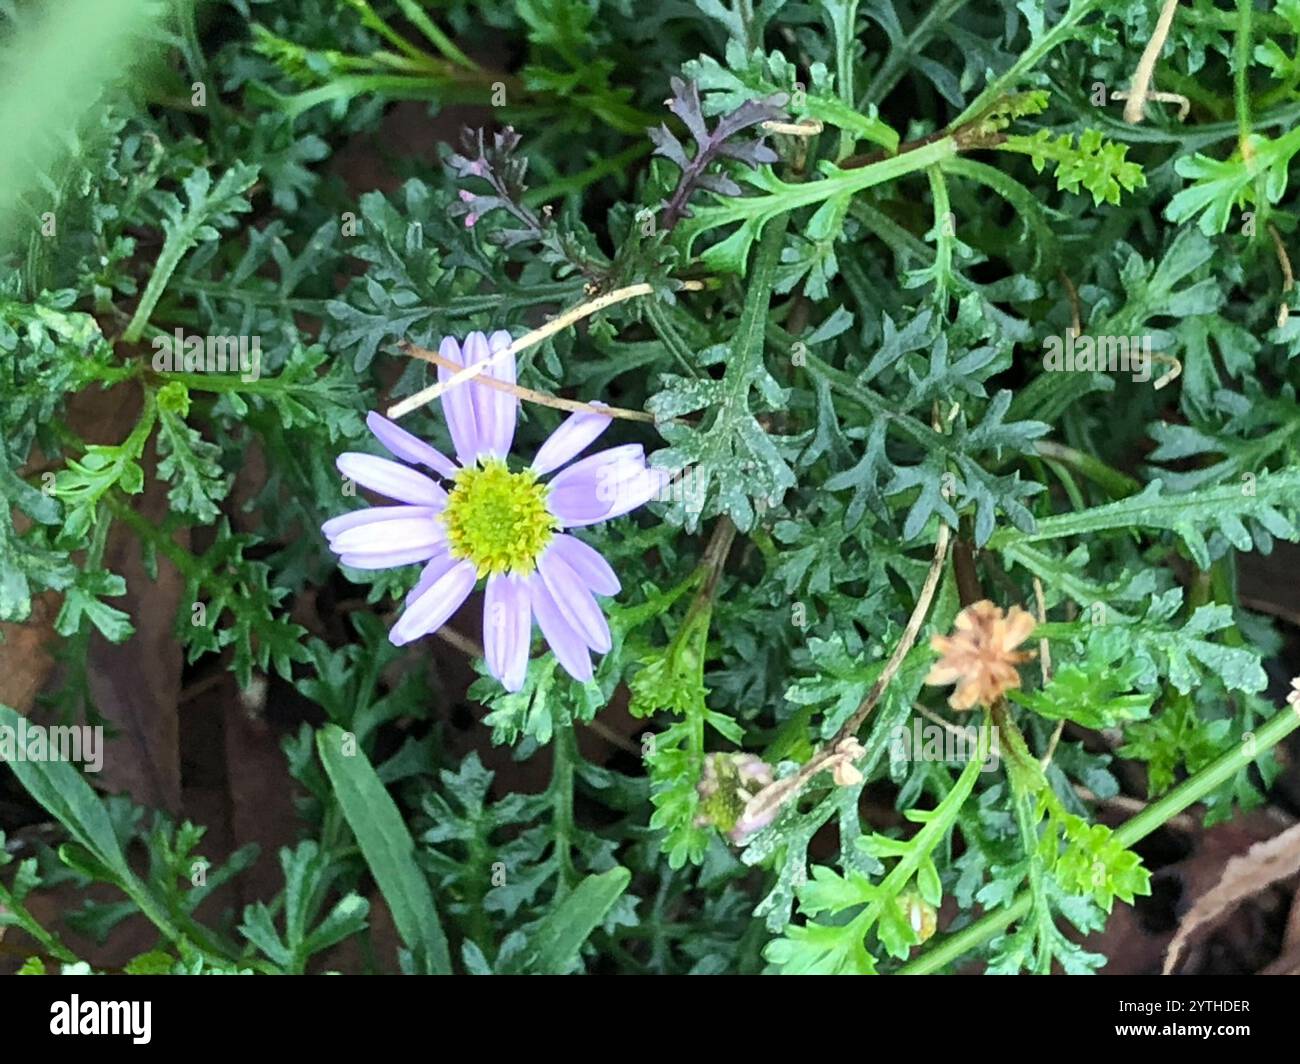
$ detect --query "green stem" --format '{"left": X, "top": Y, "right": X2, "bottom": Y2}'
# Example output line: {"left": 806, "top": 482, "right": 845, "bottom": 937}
{"left": 837, "top": 0, "right": 858, "bottom": 106}
{"left": 802, "top": 348, "right": 957, "bottom": 458}
{"left": 123, "top": 227, "right": 191, "bottom": 341}
{"left": 843, "top": 724, "right": 993, "bottom": 955}
{"left": 684, "top": 137, "right": 956, "bottom": 247}
{"left": 992, "top": 702, "right": 1054, "bottom": 973}
{"left": 900, "top": 702, "right": 1300, "bottom": 973}
{"left": 391, "top": 0, "right": 479, "bottom": 70}
{"left": 0, "top": 882, "right": 81, "bottom": 965}
{"left": 551, "top": 717, "right": 578, "bottom": 894}
{"left": 346, "top": 0, "right": 445, "bottom": 68}
{"left": 106, "top": 493, "right": 201, "bottom": 580}
{"left": 1032, "top": 440, "right": 1140, "bottom": 498}
{"left": 1180, "top": 5, "right": 1286, "bottom": 34}
{"left": 925, "top": 165, "right": 954, "bottom": 310}
{"left": 1234, "top": 0, "right": 1253, "bottom": 152}
{"left": 832, "top": 0, "right": 861, "bottom": 156}
{"left": 267, "top": 74, "right": 485, "bottom": 122}
{"left": 643, "top": 296, "right": 702, "bottom": 379}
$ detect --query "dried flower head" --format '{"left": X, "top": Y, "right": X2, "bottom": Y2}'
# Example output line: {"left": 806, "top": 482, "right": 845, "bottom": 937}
{"left": 830, "top": 737, "right": 866, "bottom": 787}
{"left": 925, "top": 600, "right": 1036, "bottom": 710}
{"left": 694, "top": 753, "right": 776, "bottom": 842}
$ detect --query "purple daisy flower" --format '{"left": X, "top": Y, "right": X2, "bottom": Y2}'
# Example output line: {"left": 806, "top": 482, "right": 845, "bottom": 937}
{"left": 322, "top": 330, "right": 666, "bottom": 692}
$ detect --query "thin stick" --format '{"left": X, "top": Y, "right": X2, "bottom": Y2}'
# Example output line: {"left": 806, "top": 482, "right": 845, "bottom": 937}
{"left": 1122, "top": 0, "right": 1182, "bottom": 124}
{"left": 1032, "top": 576, "right": 1052, "bottom": 686}
{"left": 385, "top": 281, "right": 704, "bottom": 420}
{"left": 835, "top": 519, "right": 950, "bottom": 746}
{"left": 1111, "top": 89, "right": 1189, "bottom": 120}
{"left": 434, "top": 624, "right": 484, "bottom": 659}
{"left": 914, "top": 701, "right": 970, "bottom": 740}
{"left": 1074, "top": 786, "right": 1198, "bottom": 834}
{"left": 398, "top": 341, "right": 657, "bottom": 423}
{"left": 1270, "top": 222, "right": 1295, "bottom": 328}
{"left": 761, "top": 118, "right": 824, "bottom": 136}
{"left": 1151, "top": 352, "right": 1182, "bottom": 390}
{"left": 1240, "top": 595, "right": 1300, "bottom": 632}
{"left": 739, "top": 521, "right": 952, "bottom": 829}
{"left": 585, "top": 718, "right": 642, "bottom": 756}
{"left": 1057, "top": 268, "right": 1083, "bottom": 337}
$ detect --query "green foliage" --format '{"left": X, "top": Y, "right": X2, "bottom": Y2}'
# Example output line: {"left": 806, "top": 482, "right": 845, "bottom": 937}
{"left": 2, "top": 0, "right": 1300, "bottom": 980}
{"left": 1167, "top": 129, "right": 1300, "bottom": 235}
{"left": 989, "top": 470, "right": 1300, "bottom": 570}
{"left": 1010, "top": 657, "right": 1156, "bottom": 730}
{"left": 767, "top": 743, "right": 990, "bottom": 974}
{"left": 124, "top": 162, "right": 262, "bottom": 342}
{"left": 155, "top": 383, "right": 229, "bottom": 523}
{"left": 1000, "top": 128, "right": 1147, "bottom": 206}
{"left": 317, "top": 724, "right": 451, "bottom": 974}
{"left": 649, "top": 216, "right": 797, "bottom": 532}
{"left": 167, "top": 523, "right": 303, "bottom": 687}
{"left": 630, "top": 588, "right": 744, "bottom": 868}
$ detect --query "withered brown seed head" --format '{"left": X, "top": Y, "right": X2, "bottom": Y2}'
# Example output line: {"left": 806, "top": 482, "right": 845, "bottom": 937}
{"left": 925, "top": 600, "right": 1037, "bottom": 711}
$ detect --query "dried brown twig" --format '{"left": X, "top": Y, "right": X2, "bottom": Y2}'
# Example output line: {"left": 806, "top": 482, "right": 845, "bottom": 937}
{"left": 737, "top": 521, "right": 952, "bottom": 832}
{"left": 1117, "top": 0, "right": 1183, "bottom": 124}
{"left": 398, "top": 341, "right": 658, "bottom": 424}
{"left": 386, "top": 280, "right": 705, "bottom": 420}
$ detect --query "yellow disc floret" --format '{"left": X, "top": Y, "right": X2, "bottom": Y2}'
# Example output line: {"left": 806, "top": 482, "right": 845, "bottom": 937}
{"left": 442, "top": 459, "right": 557, "bottom": 577}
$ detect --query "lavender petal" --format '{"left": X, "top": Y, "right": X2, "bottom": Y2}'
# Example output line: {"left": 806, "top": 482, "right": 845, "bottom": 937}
{"left": 406, "top": 551, "right": 457, "bottom": 606}
{"left": 595, "top": 464, "right": 670, "bottom": 523}
{"left": 545, "top": 444, "right": 644, "bottom": 527}
{"left": 552, "top": 458, "right": 667, "bottom": 528}
{"left": 336, "top": 454, "right": 448, "bottom": 507}
{"left": 437, "top": 335, "right": 481, "bottom": 465}
{"left": 530, "top": 405, "right": 611, "bottom": 476}
{"left": 328, "top": 516, "right": 446, "bottom": 555}
{"left": 549, "top": 534, "right": 620, "bottom": 596}
{"left": 366, "top": 411, "right": 458, "bottom": 478}
{"left": 484, "top": 572, "right": 531, "bottom": 692}
{"left": 339, "top": 545, "right": 446, "bottom": 569}
{"left": 538, "top": 547, "right": 611, "bottom": 652}
{"left": 389, "top": 559, "right": 477, "bottom": 646}
{"left": 470, "top": 330, "right": 518, "bottom": 459}
{"left": 321, "top": 505, "right": 439, "bottom": 541}
{"left": 528, "top": 573, "right": 593, "bottom": 683}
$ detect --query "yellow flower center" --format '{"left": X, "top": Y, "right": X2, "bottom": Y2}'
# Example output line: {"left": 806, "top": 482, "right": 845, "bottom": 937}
{"left": 442, "top": 459, "right": 557, "bottom": 577}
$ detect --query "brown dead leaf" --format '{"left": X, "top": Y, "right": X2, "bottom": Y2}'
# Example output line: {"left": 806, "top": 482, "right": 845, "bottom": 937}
{"left": 83, "top": 433, "right": 187, "bottom": 814}
{"left": 1163, "top": 820, "right": 1300, "bottom": 974}
{"left": 0, "top": 591, "right": 60, "bottom": 712}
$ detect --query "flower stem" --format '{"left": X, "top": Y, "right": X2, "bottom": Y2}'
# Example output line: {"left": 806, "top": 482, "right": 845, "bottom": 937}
{"left": 1032, "top": 440, "right": 1141, "bottom": 498}
{"left": 1234, "top": 0, "right": 1254, "bottom": 155}
{"left": 899, "top": 702, "right": 1300, "bottom": 973}
{"left": 0, "top": 881, "right": 81, "bottom": 966}
{"left": 551, "top": 716, "right": 579, "bottom": 895}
